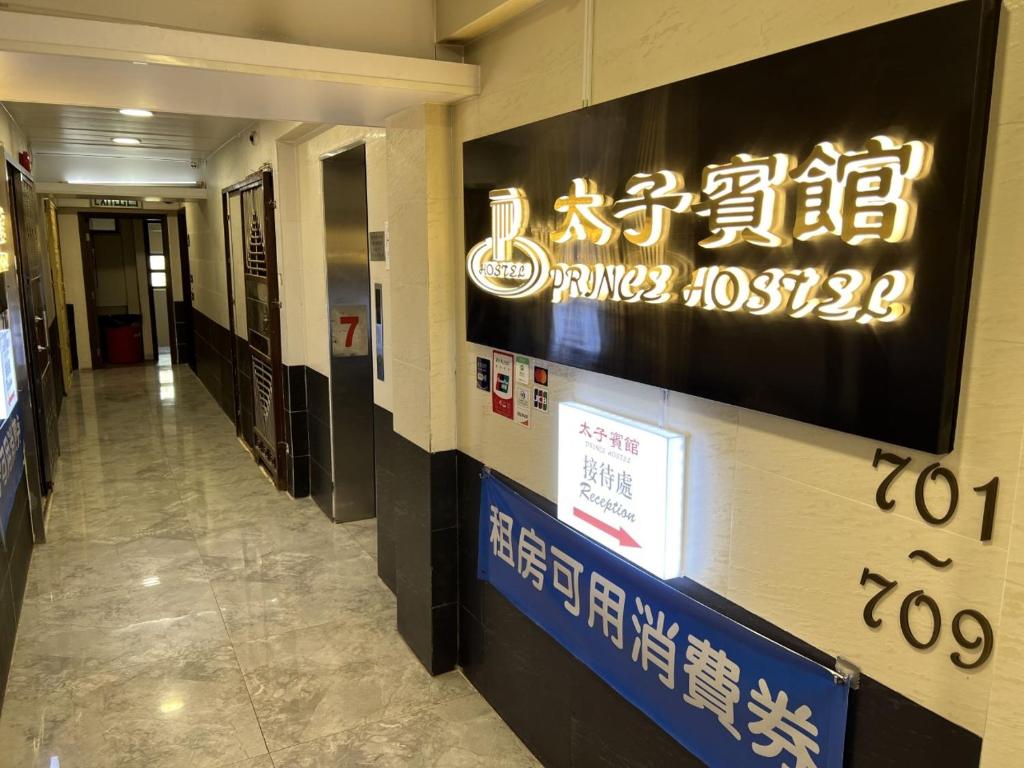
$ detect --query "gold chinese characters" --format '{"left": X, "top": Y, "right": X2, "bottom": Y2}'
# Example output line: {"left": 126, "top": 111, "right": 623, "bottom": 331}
{"left": 465, "top": 135, "right": 930, "bottom": 324}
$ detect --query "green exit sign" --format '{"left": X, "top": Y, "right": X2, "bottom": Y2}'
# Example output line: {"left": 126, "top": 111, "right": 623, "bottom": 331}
{"left": 91, "top": 198, "right": 140, "bottom": 209}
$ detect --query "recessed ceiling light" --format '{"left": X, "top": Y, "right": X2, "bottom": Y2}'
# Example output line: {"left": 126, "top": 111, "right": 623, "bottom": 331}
{"left": 112, "top": 137, "right": 141, "bottom": 145}
{"left": 119, "top": 108, "right": 153, "bottom": 118}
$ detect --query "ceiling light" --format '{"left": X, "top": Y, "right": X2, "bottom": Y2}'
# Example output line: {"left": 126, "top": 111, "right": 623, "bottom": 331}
{"left": 119, "top": 108, "right": 153, "bottom": 118}
{"left": 112, "top": 137, "right": 141, "bottom": 145}
{"left": 66, "top": 179, "right": 199, "bottom": 186}
{"left": 143, "top": 196, "right": 163, "bottom": 202}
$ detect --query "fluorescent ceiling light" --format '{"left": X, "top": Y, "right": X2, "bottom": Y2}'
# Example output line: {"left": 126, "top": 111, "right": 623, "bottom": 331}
{"left": 65, "top": 179, "right": 200, "bottom": 186}
{"left": 119, "top": 108, "right": 154, "bottom": 117}
{"left": 112, "top": 137, "right": 141, "bottom": 145}
{"left": 143, "top": 196, "right": 163, "bottom": 202}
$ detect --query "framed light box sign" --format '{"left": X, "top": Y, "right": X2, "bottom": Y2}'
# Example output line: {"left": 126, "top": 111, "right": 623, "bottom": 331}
{"left": 463, "top": 0, "right": 1000, "bottom": 454}
{"left": 557, "top": 402, "right": 686, "bottom": 579}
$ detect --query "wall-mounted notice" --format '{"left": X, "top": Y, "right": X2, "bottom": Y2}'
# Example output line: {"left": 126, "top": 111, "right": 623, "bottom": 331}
{"left": 463, "top": 2, "right": 1000, "bottom": 453}
{"left": 369, "top": 231, "right": 386, "bottom": 262}
{"left": 0, "top": 329, "right": 17, "bottom": 420}
{"left": 491, "top": 350, "right": 514, "bottom": 420}
{"left": 558, "top": 402, "right": 685, "bottom": 579}
{"left": 514, "top": 354, "right": 531, "bottom": 427}
{"left": 476, "top": 356, "right": 491, "bottom": 392}
{"left": 480, "top": 473, "right": 850, "bottom": 767}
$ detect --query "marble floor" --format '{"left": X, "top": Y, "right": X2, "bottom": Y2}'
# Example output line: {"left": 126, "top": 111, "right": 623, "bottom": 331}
{"left": 0, "top": 359, "right": 539, "bottom": 768}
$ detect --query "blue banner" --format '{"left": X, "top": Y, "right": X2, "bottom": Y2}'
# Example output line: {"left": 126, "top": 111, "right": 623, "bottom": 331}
{"left": 0, "top": 404, "right": 25, "bottom": 543}
{"left": 479, "top": 472, "right": 849, "bottom": 768}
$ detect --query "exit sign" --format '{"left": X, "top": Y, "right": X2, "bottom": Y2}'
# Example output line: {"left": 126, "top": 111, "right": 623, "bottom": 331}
{"left": 92, "top": 198, "right": 140, "bottom": 209}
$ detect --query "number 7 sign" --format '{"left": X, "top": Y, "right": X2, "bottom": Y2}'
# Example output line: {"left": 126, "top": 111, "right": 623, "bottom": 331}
{"left": 330, "top": 305, "right": 369, "bottom": 357}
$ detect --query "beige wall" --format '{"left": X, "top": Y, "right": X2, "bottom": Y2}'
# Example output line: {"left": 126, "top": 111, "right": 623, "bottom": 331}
{"left": 386, "top": 104, "right": 456, "bottom": 450}
{"left": 449, "top": 0, "right": 1024, "bottom": 758}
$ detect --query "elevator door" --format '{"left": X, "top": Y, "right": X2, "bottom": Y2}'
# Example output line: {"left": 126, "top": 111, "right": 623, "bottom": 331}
{"left": 7, "top": 163, "right": 59, "bottom": 499}
{"left": 323, "top": 145, "right": 375, "bottom": 522}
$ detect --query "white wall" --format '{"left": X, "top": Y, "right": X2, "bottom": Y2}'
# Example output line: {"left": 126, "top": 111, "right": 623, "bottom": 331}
{"left": 450, "top": 0, "right": 1024, "bottom": 758}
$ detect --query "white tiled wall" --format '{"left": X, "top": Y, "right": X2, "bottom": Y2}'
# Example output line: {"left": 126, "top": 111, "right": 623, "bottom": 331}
{"left": 386, "top": 104, "right": 457, "bottom": 452}
{"left": 450, "top": 0, "right": 1024, "bottom": 751}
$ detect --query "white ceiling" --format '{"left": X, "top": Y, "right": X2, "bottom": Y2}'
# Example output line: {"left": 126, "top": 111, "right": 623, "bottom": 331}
{"left": 4, "top": 102, "right": 252, "bottom": 162}
{"left": 0, "top": 8, "right": 477, "bottom": 190}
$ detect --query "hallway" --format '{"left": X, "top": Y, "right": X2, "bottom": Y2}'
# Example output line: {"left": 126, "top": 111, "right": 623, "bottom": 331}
{"left": 0, "top": 360, "right": 538, "bottom": 768}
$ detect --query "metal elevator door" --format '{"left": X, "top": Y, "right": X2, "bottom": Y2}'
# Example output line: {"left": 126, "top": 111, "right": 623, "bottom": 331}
{"left": 323, "top": 145, "right": 375, "bottom": 522}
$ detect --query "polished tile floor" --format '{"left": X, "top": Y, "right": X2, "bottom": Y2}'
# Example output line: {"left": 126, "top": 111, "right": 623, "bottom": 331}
{"left": 0, "top": 359, "right": 539, "bottom": 768}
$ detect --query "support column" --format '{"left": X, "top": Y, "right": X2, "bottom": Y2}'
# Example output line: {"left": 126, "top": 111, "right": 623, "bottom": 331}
{"left": 383, "top": 103, "right": 459, "bottom": 673}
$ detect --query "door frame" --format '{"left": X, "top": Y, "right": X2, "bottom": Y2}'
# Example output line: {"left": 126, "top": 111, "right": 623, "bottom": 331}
{"left": 77, "top": 211, "right": 178, "bottom": 368}
{"left": 221, "top": 169, "right": 287, "bottom": 491}
{"left": 140, "top": 215, "right": 177, "bottom": 362}
{"left": 177, "top": 208, "right": 195, "bottom": 369}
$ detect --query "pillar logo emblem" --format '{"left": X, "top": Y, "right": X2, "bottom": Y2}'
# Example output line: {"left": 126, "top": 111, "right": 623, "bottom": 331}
{"left": 467, "top": 188, "right": 551, "bottom": 299}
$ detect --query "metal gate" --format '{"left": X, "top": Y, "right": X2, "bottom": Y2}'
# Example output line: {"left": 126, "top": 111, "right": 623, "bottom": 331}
{"left": 226, "top": 171, "right": 285, "bottom": 488}
{"left": 7, "top": 164, "right": 59, "bottom": 504}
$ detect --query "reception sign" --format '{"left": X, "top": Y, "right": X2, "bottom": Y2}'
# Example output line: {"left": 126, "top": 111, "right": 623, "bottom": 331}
{"left": 479, "top": 473, "right": 850, "bottom": 766}
{"left": 463, "top": 1, "right": 1000, "bottom": 453}
{"left": 558, "top": 402, "right": 685, "bottom": 578}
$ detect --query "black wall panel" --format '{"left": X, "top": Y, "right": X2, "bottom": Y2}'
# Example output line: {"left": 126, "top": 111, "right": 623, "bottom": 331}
{"left": 306, "top": 368, "right": 332, "bottom": 517}
{"left": 284, "top": 365, "right": 309, "bottom": 499}
{"left": 192, "top": 309, "right": 235, "bottom": 421}
{"left": 373, "top": 405, "right": 397, "bottom": 592}
{"left": 0, "top": 478, "right": 32, "bottom": 714}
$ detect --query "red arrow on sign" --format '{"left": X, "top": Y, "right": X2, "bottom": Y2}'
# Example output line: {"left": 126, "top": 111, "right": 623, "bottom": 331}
{"left": 573, "top": 507, "right": 640, "bottom": 548}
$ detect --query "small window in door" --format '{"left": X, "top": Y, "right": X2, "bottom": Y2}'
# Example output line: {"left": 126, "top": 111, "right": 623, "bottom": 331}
{"left": 146, "top": 220, "right": 167, "bottom": 289}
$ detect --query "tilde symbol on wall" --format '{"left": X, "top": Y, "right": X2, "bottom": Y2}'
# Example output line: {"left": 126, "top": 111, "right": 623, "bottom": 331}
{"left": 466, "top": 188, "right": 552, "bottom": 298}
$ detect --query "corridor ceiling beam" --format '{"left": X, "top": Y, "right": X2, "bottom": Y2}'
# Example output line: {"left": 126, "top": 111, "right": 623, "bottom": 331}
{"left": 0, "top": 11, "right": 479, "bottom": 126}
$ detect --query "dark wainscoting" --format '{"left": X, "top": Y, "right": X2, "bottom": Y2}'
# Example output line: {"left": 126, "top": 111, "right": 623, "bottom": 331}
{"left": 0, "top": 477, "right": 33, "bottom": 713}
{"left": 283, "top": 365, "right": 309, "bottom": 499}
{"left": 373, "top": 406, "right": 397, "bottom": 593}
{"left": 456, "top": 452, "right": 983, "bottom": 768}
{"left": 371, "top": 418, "right": 457, "bottom": 674}
{"left": 306, "top": 368, "right": 332, "bottom": 516}
{"left": 47, "top": 317, "right": 64, "bottom": 407}
{"left": 173, "top": 300, "right": 193, "bottom": 369}
{"left": 234, "top": 335, "right": 254, "bottom": 448}
{"left": 192, "top": 309, "right": 235, "bottom": 421}
{"left": 66, "top": 305, "right": 78, "bottom": 371}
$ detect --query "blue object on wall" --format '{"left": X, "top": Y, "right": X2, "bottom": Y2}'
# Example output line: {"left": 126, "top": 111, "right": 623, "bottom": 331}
{"left": 0, "top": 404, "right": 26, "bottom": 545}
{"left": 479, "top": 471, "right": 850, "bottom": 768}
